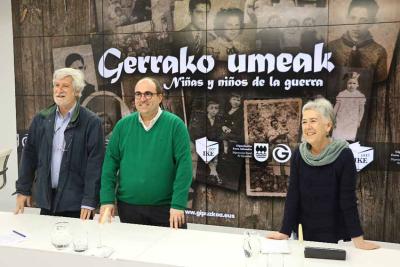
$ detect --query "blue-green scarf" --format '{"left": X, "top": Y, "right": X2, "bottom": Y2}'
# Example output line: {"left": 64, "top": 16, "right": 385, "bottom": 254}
{"left": 299, "top": 139, "right": 349, "bottom": 166}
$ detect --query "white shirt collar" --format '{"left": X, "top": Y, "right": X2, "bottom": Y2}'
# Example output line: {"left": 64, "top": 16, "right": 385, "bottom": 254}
{"left": 138, "top": 107, "right": 163, "bottom": 131}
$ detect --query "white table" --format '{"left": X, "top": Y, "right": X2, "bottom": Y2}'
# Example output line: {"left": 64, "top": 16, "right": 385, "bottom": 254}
{"left": 0, "top": 212, "right": 399, "bottom": 267}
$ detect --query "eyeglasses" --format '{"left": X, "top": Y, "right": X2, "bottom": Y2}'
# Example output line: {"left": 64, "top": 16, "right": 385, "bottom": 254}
{"left": 134, "top": 91, "right": 161, "bottom": 100}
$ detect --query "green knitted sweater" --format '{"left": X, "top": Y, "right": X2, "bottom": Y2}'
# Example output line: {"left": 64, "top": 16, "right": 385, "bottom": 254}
{"left": 100, "top": 111, "right": 192, "bottom": 210}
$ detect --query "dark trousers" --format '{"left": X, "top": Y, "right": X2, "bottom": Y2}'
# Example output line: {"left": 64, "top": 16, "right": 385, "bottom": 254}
{"left": 40, "top": 208, "right": 81, "bottom": 218}
{"left": 117, "top": 200, "right": 187, "bottom": 229}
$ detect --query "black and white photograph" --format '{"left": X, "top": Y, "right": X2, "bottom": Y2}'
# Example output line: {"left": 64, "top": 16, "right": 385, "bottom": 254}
{"left": 206, "top": 1, "right": 255, "bottom": 60}
{"left": 173, "top": 0, "right": 210, "bottom": 31}
{"left": 105, "top": 32, "right": 152, "bottom": 58}
{"left": 52, "top": 45, "right": 98, "bottom": 104}
{"left": 327, "top": 67, "right": 373, "bottom": 142}
{"left": 332, "top": 71, "right": 366, "bottom": 142}
{"left": 96, "top": 0, "right": 152, "bottom": 32}
{"left": 328, "top": 0, "right": 400, "bottom": 82}
{"left": 245, "top": 0, "right": 328, "bottom": 27}
{"left": 81, "top": 90, "right": 130, "bottom": 143}
{"left": 172, "top": 0, "right": 211, "bottom": 57}
{"left": 329, "top": 0, "right": 400, "bottom": 25}
{"left": 172, "top": 0, "right": 252, "bottom": 58}
{"left": 244, "top": 98, "right": 302, "bottom": 196}
{"left": 105, "top": 30, "right": 173, "bottom": 60}
{"left": 207, "top": 7, "right": 254, "bottom": 61}
{"left": 188, "top": 92, "right": 245, "bottom": 191}
{"left": 150, "top": 0, "right": 174, "bottom": 33}
{"left": 253, "top": 4, "right": 327, "bottom": 54}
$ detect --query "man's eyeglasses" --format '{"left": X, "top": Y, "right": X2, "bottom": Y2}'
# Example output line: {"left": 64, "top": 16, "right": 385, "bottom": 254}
{"left": 134, "top": 91, "right": 161, "bottom": 100}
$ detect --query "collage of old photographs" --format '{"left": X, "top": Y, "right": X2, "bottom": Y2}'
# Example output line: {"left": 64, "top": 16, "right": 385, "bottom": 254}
{"left": 18, "top": 0, "right": 400, "bottom": 204}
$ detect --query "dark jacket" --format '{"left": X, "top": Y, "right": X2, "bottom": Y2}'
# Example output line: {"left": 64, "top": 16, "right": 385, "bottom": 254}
{"left": 16, "top": 103, "right": 104, "bottom": 212}
{"left": 280, "top": 148, "right": 363, "bottom": 243}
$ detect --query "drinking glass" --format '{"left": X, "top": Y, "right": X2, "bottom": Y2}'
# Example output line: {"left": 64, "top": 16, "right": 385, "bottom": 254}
{"left": 73, "top": 228, "right": 88, "bottom": 252}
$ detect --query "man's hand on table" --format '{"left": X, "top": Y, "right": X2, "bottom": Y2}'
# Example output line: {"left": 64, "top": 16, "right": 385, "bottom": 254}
{"left": 14, "top": 194, "right": 32, "bottom": 214}
{"left": 170, "top": 208, "right": 185, "bottom": 229}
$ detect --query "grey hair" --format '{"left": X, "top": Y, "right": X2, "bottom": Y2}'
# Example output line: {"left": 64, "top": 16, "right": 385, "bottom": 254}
{"left": 53, "top": 68, "right": 85, "bottom": 97}
{"left": 302, "top": 97, "right": 335, "bottom": 136}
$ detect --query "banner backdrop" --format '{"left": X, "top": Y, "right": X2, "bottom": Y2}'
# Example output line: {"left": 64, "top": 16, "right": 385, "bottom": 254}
{"left": 11, "top": 0, "right": 400, "bottom": 242}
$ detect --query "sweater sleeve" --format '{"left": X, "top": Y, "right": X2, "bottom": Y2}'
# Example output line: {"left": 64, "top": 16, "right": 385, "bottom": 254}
{"left": 280, "top": 149, "right": 300, "bottom": 236}
{"left": 171, "top": 119, "right": 193, "bottom": 210}
{"left": 339, "top": 149, "right": 364, "bottom": 238}
{"left": 100, "top": 121, "right": 122, "bottom": 205}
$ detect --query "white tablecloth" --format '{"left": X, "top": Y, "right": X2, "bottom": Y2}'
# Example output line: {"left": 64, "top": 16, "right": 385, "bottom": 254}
{"left": 0, "top": 212, "right": 399, "bottom": 267}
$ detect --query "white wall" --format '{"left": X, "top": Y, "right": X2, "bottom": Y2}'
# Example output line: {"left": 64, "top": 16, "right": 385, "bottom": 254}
{"left": 0, "top": 0, "right": 17, "bottom": 211}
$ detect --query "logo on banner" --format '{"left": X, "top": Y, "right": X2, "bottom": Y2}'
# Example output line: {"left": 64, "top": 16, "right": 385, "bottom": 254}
{"left": 16, "top": 132, "right": 29, "bottom": 150}
{"left": 272, "top": 144, "right": 292, "bottom": 163}
{"left": 349, "top": 142, "right": 374, "bottom": 172}
{"left": 195, "top": 137, "right": 219, "bottom": 163}
{"left": 254, "top": 143, "right": 269, "bottom": 162}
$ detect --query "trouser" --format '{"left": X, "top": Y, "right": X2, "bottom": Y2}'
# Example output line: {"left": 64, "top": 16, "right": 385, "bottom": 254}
{"left": 117, "top": 200, "right": 187, "bottom": 229}
{"left": 40, "top": 208, "right": 81, "bottom": 218}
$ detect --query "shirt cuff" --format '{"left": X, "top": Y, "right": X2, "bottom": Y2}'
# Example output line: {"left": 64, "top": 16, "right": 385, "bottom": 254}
{"left": 81, "top": 205, "right": 95, "bottom": 210}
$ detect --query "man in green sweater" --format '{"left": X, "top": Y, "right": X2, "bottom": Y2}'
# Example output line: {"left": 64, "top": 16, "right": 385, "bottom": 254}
{"left": 99, "top": 77, "right": 192, "bottom": 229}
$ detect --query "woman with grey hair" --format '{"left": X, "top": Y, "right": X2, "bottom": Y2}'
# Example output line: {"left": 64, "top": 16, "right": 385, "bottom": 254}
{"left": 267, "top": 97, "right": 379, "bottom": 250}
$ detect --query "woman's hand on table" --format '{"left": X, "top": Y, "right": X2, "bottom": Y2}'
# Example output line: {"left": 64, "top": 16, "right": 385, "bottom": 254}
{"left": 352, "top": 236, "right": 380, "bottom": 250}
{"left": 266, "top": 231, "right": 289, "bottom": 240}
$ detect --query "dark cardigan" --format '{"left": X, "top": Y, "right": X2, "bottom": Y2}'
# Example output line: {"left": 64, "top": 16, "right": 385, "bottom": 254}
{"left": 280, "top": 147, "right": 363, "bottom": 243}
